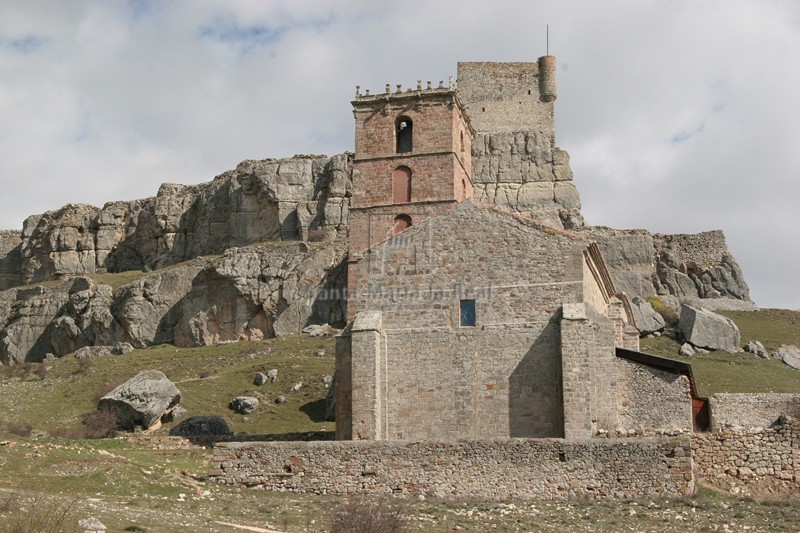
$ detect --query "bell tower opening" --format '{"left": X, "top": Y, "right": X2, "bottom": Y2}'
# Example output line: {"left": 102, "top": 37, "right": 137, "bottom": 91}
{"left": 396, "top": 116, "right": 413, "bottom": 153}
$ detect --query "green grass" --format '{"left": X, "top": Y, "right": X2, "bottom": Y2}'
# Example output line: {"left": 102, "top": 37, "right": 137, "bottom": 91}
{"left": 639, "top": 308, "right": 800, "bottom": 397}
{"left": 0, "top": 334, "right": 335, "bottom": 438}
{"left": 720, "top": 308, "right": 800, "bottom": 352}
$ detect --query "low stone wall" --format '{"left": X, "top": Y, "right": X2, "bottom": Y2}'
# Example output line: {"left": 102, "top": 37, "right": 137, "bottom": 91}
{"left": 710, "top": 393, "right": 800, "bottom": 429}
{"left": 692, "top": 417, "right": 799, "bottom": 495}
{"left": 210, "top": 438, "right": 694, "bottom": 500}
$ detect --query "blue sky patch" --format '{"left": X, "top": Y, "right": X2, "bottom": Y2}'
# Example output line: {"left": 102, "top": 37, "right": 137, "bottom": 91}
{"left": 670, "top": 123, "right": 705, "bottom": 144}
{"left": 3, "top": 35, "right": 47, "bottom": 54}
{"left": 199, "top": 19, "right": 287, "bottom": 53}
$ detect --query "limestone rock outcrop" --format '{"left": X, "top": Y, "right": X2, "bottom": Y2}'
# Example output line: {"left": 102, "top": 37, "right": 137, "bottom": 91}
{"left": 471, "top": 132, "right": 585, "bottom": 229}
{"left": 0, "top": 241, "right": 346, "bottom": 364}
{"left": 630, "top": 297, "right": 666, "bottom": 336}
{"left": 97, "top": 370, "right": 181, "bottom": 431}
{"left": 587, "top": 227, "right": 752, "bottom": 305}
{"left": 0, "top": 230, "right": 21, "bottom": 291}
{"left": 16, "top": 154, "right": 351, "bottom": 285}
{"left": 677, "top": 305, "right": 741, "bottom": 353}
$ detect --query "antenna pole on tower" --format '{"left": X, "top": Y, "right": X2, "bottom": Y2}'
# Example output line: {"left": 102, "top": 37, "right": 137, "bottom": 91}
{"left": 547, "top": 24, "right": 549, "bottom": 56}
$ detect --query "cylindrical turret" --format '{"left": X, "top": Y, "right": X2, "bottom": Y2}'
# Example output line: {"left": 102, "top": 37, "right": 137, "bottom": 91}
{"left": 538, "top": 55, "right": 557, "bottom": 103}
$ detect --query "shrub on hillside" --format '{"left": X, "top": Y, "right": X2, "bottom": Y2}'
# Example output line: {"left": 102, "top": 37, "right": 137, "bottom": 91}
{"left": 83, "top": 408, "right": 119, "bottom": 439}
{"left": 329, "top": 500, "right": 407, "bottom": 533}
{"left": 647, "top": 296, "right": 679, "bottom": 328}
{"left": 0, "top": 493, "right": 77, "bottom": 533}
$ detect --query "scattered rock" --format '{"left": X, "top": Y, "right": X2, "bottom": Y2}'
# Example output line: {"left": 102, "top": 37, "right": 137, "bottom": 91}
{"left": 111, "top": 341, "right": 134, "bottom": 355}
{"left": 275, "top": 396, "right": 286, "bottom": 405}
{"left": 78, "top": 516, "right": 106, "bottom": 533}
{"left": 163, "top": 406, "right": 187, "bottom": 422}
{"left": 679, "top": 343, "right": 696, "bottom": 356}
{"left": 322, "top": 375, "right": 333, "bottom": 388}
{"left": 74, "top": 346, "right": 112, "bottom": 359}
{"left": 267, "top": 369, "right": 278, "bottom": 383}
{"left": 744, "top": 340, "right": 769, "bottom": 359}
{"left": 291, "top": 382, "right": 303, "bottom": 392}
{"left": 677, "top": 305, "right": 741, "bottom": 353}
{"left": 97, "top": 370, "right": 181, "bottom": 431}
{"left": 229, "top": 396, "right": 259, "bottom": 414}
{"left": 774, "top": 345, "right": 800, "bottom": 370}
{"left": 169, "top": 415, "right": 232, "bottom": 436}
{"left": 315, "top": 348, "right": 326, "bottom": 357}
{"left": 630, "top": 297, "right": 666, "bottom": 336}
{"left": 254, "top": 372, "right": 268, "bottom": 386}
{"left": 302, "top": 324, "right": 333, "bottom": 337}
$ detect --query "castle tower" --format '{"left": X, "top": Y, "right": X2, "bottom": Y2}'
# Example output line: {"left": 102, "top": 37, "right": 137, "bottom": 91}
{"left": 346, "top": 80, "right": 475, "bottom": 319}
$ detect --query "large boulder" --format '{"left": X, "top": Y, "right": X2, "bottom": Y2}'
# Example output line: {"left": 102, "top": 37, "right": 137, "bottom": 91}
{"left": 677, "top": 305, "right": 741, "bottom": 353}
{"left": 774, "top": 345, "right": 800, "bottom": 370}
{"left": 97, "top": 370, "right": 181, "bottom": 430}
{"left": 169, "top": 416, "right": 232, "bottom": 436}
{"left": 229, "top": 396, "right": 259, "bottom": 415}
{"left": 630, "top": 297, "right": 666, "bottom": 335}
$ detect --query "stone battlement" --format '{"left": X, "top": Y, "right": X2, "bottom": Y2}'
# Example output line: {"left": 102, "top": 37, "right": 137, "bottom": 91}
{"left": 354, "top": 77, "right": 456, "bottom": 100}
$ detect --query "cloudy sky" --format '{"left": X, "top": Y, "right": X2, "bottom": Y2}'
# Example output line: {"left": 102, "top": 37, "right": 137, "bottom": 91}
{"left": 0, "top": 0, "right": 798, "bottom": 308}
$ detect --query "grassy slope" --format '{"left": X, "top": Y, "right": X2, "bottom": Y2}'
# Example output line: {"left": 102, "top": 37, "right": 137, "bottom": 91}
{"left": 0, "top": 334, "right": 336, "bottom": 437}
{"left": 640, "top": 308, "right": 800, "bottom": 397}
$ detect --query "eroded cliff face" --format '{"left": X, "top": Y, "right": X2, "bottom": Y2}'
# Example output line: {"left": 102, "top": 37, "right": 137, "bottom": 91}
{"left": 587, "top": 227, "right": 752, "bottom": 307}
{"left": 0, "top": 241, "right": 346, "bottom": 364}
{"left": 17, "top": 153, "right": 351, "bottom": 285}
{"left": 471, "top": 132, "right": 585, "bottom": 229}
{"left": 0, "top": 231, "right": 21, "bottom": 291}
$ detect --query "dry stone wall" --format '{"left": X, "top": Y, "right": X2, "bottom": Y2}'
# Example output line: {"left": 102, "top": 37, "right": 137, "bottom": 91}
{"left": 709, "top": 393, "right": 800, "bottom": 430}
{"left": 211, "top": 437, "right": 694, "bottom": 500}
{"left": 616, "top": 359, "right": 693, "bottom": 434}
{"left": 693, "top": 418, "right": 800, "bottom": 495}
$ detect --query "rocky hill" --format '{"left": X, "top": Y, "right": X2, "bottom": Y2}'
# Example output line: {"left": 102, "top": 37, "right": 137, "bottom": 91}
{"left": 0, "top": 143, "right": 754, "bottom": 363}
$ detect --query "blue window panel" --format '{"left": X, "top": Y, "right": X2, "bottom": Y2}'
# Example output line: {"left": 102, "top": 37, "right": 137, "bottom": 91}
{"left": 460, "top": 299, "right": 476, "bottom": 327}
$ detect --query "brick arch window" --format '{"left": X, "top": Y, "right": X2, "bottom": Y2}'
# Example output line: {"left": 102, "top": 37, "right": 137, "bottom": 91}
{"left": 396, "top": 116, "right": 413, "bottom": 153}
{"left": 392, "top": 214, "right": 412, "bottom": 236}
{"left": 392, "top": 166, "right": 412, "bottom": 203}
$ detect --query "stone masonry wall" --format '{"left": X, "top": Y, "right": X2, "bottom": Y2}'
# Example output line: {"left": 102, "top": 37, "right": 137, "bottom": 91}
{"left": 693, "top": 418, "right": 800, "bottom": 496}
{"left": 709, "top": 393, "right": 800, "bottom": 430}
{"left": 616, "top": 359, "right": 693, "bottom": 434}
{"left": 343, "top": 201, "right": 615, "bottom": 440}
{"left": 457, "top": 62, "right": 554, "bottom": 140}
{"left": 211, "top": 438, "right": 694, "bottom": 500}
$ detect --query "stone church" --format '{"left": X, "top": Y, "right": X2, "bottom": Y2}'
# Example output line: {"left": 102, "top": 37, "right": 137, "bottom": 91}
{"left": 335, "top": 56, "right": 699, "bottom": 442}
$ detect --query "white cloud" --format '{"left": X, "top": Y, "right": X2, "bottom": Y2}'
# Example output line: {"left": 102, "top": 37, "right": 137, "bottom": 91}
{"left": 0, "top": 0, "right": 797, "bottom": 308}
